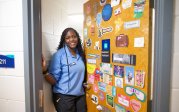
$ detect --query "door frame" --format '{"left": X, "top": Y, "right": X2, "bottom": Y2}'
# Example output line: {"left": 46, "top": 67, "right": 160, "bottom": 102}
{"left": 152, "top": 0, "right": 173, "bottom": 112}
{"left": 22, "top": 0, "right": 174, "bottom": 112}
{"left": 23, "top": 0, "right": 43, "bottom": 112}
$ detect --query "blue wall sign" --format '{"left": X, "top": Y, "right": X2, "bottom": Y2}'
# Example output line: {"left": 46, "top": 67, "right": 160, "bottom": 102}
{"left": 0, "top": 55, "right": 15, "bottom": 68}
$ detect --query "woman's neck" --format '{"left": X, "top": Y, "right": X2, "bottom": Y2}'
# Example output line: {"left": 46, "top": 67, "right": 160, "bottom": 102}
{"left": 69, "top": 48, "right": 76, "bottom": 56}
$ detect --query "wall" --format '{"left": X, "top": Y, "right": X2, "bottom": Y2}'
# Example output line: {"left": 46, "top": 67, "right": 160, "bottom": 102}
{"left": 170, "top": 0, "right": 179, "bottom": 112}
{"left": 0, "top": 0, "right": 25, "bottom": 112}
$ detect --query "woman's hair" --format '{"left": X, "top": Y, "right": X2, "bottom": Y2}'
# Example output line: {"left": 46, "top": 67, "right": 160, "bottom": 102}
{"left": 57, "top": 27, "right": 85, "bottom": 60}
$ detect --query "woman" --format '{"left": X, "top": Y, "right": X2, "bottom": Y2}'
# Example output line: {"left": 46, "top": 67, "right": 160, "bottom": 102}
{"left": 44, "top": 28, "right": 87, "bottom": 112}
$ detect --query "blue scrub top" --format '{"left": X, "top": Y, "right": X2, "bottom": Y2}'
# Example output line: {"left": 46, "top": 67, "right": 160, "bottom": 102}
{"left": 49, "top": 45, "right": 85, "bottom": 96}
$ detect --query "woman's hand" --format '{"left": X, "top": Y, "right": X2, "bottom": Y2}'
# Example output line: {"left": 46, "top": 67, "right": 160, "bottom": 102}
{"left": 42, "top": 55, "right": 48, "bottom": 74}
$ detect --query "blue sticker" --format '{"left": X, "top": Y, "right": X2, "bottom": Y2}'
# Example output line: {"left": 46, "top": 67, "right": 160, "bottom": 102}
{"left": 102, "top": 39, "right": 110, "bottom": 51}
{"left": 0, "top": 55, "right": 15, "bottom": 68}
{"left": 102, "top": 4, "right": 112, "bottom": 21}
{"left": 96, "top": 13, "right": 102, "bottom": 27}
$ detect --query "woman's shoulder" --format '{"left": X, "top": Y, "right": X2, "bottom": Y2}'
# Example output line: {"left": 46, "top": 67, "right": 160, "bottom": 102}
{"left": 53, "top": 48, "right": 65, "bottom": 57}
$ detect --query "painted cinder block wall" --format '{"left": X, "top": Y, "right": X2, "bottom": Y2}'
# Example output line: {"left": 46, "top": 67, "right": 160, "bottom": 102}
{"left": 0, "top": 0, "right": 25, "bottom": 112}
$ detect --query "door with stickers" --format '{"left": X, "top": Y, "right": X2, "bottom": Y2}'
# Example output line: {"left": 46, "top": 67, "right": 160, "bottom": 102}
{"left": 84, "top": 0, "right": 151, "bottom": 111}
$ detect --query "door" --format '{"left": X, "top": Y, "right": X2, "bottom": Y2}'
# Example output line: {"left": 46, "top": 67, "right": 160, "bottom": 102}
{"left": 84, "top": 0, "right": 151, "bottom": 111}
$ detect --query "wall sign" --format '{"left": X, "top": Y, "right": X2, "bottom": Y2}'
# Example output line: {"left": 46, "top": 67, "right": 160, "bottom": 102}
{"left": 0, "top": 55, "right": 15, "bottom": 68}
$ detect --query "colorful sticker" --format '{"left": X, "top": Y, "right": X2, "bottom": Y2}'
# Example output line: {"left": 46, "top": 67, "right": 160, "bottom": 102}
{"left": 103, "top": 74, "right": 113, "bottom": 85}
{"left": 87, "top": 54, "right": 100, "bottom": 59}
{"left": 94, "top": 73, "right": 100, "bottom": 82}
{"left": 86, "top": 16, "right": 92, "bottom": 26}
{"left": 134, "top": 0, "right": 146, "bottom": 18}
{"left": 118, "top": 94, "right": 130, "bottom": 107}
{"left": 125, "top": 86, "right": 146, "bottom": 102}
{"left": 112, "top": 86, "right": 116, "bottom": 97}
{"left": 98, "top": 82, "right": 107, "bottom": 92}
{"left": 124, "top": 20, "right": 140, "bottom": 29}
{"left": 101, "top": 105, "right": 111, "bottom": 112}
{"left": 94, "top": 41, "right": 100, "bottom": 50}
{"left": 88, "top": 74, "right": 95, "bottom": 84}
{"left": 91, "top": 94, "right": 98, "bottom": 104}
{"left": 96, "top": 13, "right": 102, "bottom": 27}
{"left": 102, "top": 39, "right": 110, "bottom": 51}
{"left": 115, "top": 77, "right": 123, "bottom": 88}
{"left": 100, "top": 63, "right": 113, "bottom": 75}
{"left": 83, "top": 28, "right": 88, "bottom": 39}
{"left": 87, "top": 58, "right": 96, "bottom": 64}
{"left": 125, "top": 66, "right": 134, "bottom": 86}
{"left": 90, "top": 24, "right": 95, "bottom": 36}
{"left": 98, "top": 26, "right": 113, "bottom": 38}
{"left": 111, "top": 0, "right": 120, "bottom": 7}
{"left": 102, "top": 4, "right": 112, "bottom": 21}
{"left": 99, "top": 91, "right": 105, "bottom": 101}
{"left": 134, "top": 37, "right": 144, "bottom": 47}
{"left": 100, "top": 0, "right": 107, "bottom": 6}
{"left": 116, "top": 34, "right": 129, "bottom": 47}
{"left": 114, "top": 18, "right": 123, "bottom": 34}
{"left": 115, "top": 104, "right": 126, "bottom": 112}
{"left": 106, "top": 94, "right": 114, "bottom": 108}
{"left": 130, "top": 99, "right": 141, "bottom": 112}
{"left": 114, "top": 65, "right": 124, "bottom": 77}
{"left": 122, "top": 0, "right": 132, "bottom": 9}
{"left": 85, "top": 38, "right": 92, "bottom": 48}
{"left": 135, "top": 70, "right": 145, "bottom": 88}
{"left": 114, "top": 7, "right": 121, "bottom": 16}
{"left": 87, "top": 63, "right": 96, "bottom": 74}
{"left": 101, "top": 51, "right": 110, "bottom": 63}
{"left": 86, "top": 3, "right": 91, "bottom": 15}
{"left": 93, "top": 84, "right": 99, "bottom": 93}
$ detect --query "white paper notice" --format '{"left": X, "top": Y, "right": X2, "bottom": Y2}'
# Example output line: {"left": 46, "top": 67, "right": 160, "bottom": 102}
{"left": 134, "top": 37, "right": 144, "bottom": 47}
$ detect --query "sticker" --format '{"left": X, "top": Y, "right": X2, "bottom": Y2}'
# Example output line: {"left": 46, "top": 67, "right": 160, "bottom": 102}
{"left": 101, "top": 105, "right": 111, "bottom": 112}
{"left": 118, "top": 94, "right": 130, "bottom": 107}
{"left": 111, "top": 0, "right": 120, "bottom": 7}
{"left": 88, "top": 54, "right": 100, "bottom": 59}
{"left": 115, "top": 104, "right": 126, "bottom": 112}
{"left": 102, "top": 51, "right": 110, "bottom": 63}
{"left": 112, "top": 86, "right": 116, "bottom": 97}
{"left": 94, "top": 41, "right": 100, "bottom": 50}
{"left": 91, "top": 94, "right": 98, "bottom": 104}
{"left": 125, "top": 66, "right": 134, "bottom": 86}
{"left": 98, "top": 26, "right": 113, "bottom": 38}
{"left": 87, "top": 63, "right": 96, "bottom": 74}
{"left": 135, "top": 70, "right": 145, "bottom": 88}
{"left": 90, "top": 25, "right": 95, "bottom": 36}
{"left": 88, "top": 74, "right": 95, "bottom": 84}
{"left": 112, "top": 53, "right": 136, "bottom": 65}
{"left": 0, "top": 54, "right": 15, "bottom": 68}
{"left": 125, "top": 86, "right": 146, "bottom": 102}
{"left": 116, "top": 34, "right": 129, "bottom": 47}
{"left": 134, "top": 37, "right": 144, "bottom": 47}
{"left": 84, "top": 28, "right": 88, "bottom": 39}
{"left": 87, "top": 58, "right": 96, "bottom": 64}
{"left": 86, "top": 3, "right": 91, "bottom": 15}
{"left": 114, "top": 7, "right": 121, "bottom": 16}
{"left": 114, "top": 65, "right": 124, "bottom": 77}
{"left": 99, "top": 91, "right": 105, "bottom": 101}
{"left": 100, "top": 63, "right": 113, "bottom": 75}
{"left": 106, "top": 85, "right": 113, "bottom": 95}
{"left": 102, "top": 4, "right": 112, "bottom": 21}
{"left": 85, "top": 38, "right": 92, "bottom": 48}
{"left": 93, "top": 84, "right": 99, "bottom": 93}
{"left": 124, "top": 20, "right": 140, "bottom": 29}
{"left": 103, "top": 74, "right": 112, "bottom": 85}
{"left": 86, "top": 16, "right": 92, "bottom": 26}
{"left": 93, "top": 2, "right": 99, "bottom": 17}
{"left": 106, "top": 94, "right": 114, "bottom": 108}
{"left": 94, "top": 69, "right": 101, "bottom": 82}
{"left": 134, "top": 0, "right": 146, "bottom": 18}
{"left": 122, "top": 0, "right": 132, "bottom": 9}
{"left": 96, "top": 13, "right": 102, "bottom": 27}
{"left": 100, "top": 0, "right": 107, "bottom": 6}
{"left": 114, "top": 18, "right": 123, "bottom": 34}
{"left": 102, "top": 39, "right": 110, "bottom": 51}
{"left": 115, "top": 77, "right": 123, "bottom": 88}
{"left": 98, "top": 82, "right": 107, "bottom": 92}
{"left": 130, "top": 99, "right": 141, "bottom": 112}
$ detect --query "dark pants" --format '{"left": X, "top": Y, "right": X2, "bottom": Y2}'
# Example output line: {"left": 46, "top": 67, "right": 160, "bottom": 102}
{"left": 53, "top": 93, "right": 87, "bottom": 112}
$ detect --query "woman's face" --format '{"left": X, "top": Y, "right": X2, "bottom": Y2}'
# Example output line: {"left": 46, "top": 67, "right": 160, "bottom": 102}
{"left": 65, "top": 30, "right": 78, "bottom": 49}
